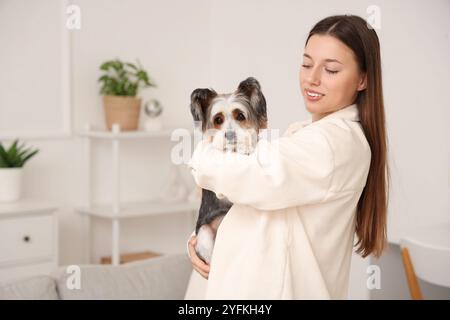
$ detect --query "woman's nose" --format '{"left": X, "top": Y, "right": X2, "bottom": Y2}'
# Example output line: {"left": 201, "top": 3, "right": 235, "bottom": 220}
{"left": 307, "top": 67, "right": 321, "bottom": 86}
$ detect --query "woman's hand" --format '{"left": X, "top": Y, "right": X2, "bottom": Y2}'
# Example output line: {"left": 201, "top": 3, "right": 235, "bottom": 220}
{"left": 188, "top": 235, "right": 210, "bottom": 279}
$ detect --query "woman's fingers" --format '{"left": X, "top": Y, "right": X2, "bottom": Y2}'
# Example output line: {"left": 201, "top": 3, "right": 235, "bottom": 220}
{"left": 188, "top": 236, "right": 210, "bottom": 279}
{"left": 196, "top": 268, "right": 209, "bottom": 279}
{"left": 189, "top": 236, "right": 210, "bottom": 272}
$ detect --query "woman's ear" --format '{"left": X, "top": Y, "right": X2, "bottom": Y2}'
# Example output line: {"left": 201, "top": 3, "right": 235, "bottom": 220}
{"left": 357, "top": 73, "right": 367, "bottom": 91}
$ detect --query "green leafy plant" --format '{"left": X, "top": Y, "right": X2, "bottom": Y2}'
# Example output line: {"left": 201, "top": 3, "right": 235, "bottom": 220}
{"left": 98, "top": 58, "right": 156, "bottom": 96}
{"left": 0, "top": 140, "right": 39, "bottom": 168}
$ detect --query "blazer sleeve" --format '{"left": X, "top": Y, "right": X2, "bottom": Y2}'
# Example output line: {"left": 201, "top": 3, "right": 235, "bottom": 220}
{"left": 188, "top": 126, "right": 335, "bottom": 211}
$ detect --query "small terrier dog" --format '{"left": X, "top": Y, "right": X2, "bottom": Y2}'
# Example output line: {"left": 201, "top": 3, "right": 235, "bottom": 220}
{"left": 189, "top": 77, "right": 268, "bottom": 264}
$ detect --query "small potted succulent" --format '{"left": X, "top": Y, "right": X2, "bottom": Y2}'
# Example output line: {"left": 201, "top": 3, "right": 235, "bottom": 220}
{"left": 0, "top": 140, "right": 39, "bottom": 202}
{"left": 98, "top": 58, "right": 156, "bottom": 131}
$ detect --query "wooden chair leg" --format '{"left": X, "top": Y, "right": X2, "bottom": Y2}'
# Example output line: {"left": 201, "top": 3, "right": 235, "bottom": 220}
{"left": 401, "top": 247, "right": 423, "bottom": 300}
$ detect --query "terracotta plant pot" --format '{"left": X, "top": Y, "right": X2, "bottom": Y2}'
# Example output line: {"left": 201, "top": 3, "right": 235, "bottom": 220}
{"left": 103, "top": 96, "right": 141, "bottom": 131}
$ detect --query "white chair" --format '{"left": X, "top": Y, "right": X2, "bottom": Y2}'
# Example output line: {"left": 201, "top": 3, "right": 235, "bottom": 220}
{"left": 400, "top": 237, "right": 450, "bottom": 300}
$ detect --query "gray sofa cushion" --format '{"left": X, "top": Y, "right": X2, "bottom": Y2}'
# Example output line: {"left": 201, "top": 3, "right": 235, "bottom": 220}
{"left": 0, "top": 275, "right": 58, "bottom": 300}
{"left": 55, "top": 253, "right": 192, "bottom": 300}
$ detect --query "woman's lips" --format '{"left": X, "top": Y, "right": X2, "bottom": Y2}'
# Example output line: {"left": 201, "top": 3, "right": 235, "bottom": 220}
{"left": 305, "top": 89, "right": 325, "bottom": 102}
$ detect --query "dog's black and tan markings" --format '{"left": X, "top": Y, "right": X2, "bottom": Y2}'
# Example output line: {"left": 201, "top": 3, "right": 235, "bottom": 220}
{"left": 190, "top": 77, "right": 268, "bottom": 264}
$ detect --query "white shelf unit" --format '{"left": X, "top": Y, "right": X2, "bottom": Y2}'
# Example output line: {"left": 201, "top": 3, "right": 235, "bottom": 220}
{"left": 77, "top": 123, "right": 199, "bottom": 266}
{"left": 77, "top": 200, "right": 200, "bottom": 220}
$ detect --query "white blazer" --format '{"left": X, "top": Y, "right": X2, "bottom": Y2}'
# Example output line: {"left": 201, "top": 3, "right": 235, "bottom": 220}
{"left": 185, "top": 103, "right": 371, "bottom": 299}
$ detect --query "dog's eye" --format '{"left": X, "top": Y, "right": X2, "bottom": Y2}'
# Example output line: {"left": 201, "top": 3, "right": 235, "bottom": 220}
{"left": 214, "top": 116, "right": 223, "bottom": 125}
{"left": 236, "top": 112, "right": 246, "bottom": 121}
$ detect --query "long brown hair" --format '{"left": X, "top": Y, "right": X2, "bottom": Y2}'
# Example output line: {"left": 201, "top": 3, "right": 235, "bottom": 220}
{"left": 305, "top": 15, "right": 389, "bottom": 258}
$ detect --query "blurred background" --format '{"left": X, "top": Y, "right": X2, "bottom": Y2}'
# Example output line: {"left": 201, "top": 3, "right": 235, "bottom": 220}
{"left": 0, "top": 0, "right": 448, "bottom": 299}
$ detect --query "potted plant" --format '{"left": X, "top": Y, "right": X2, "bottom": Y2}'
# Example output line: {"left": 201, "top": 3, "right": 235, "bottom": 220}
{"left": 98, "top": 58, "right": 156, "bottom": 131}
{"left": 0, "top": 140, "right": 39, "bottom": 202}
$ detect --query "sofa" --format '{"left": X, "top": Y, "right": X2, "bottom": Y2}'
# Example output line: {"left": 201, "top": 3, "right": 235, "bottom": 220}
{"left": 0, "top": 253, "right": 193, "bottom": 299}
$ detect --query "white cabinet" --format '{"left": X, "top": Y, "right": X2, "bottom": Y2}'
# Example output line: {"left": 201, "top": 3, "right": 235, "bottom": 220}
{"left": 77, "top": 124, "right": 199, "bottom": 265}
{"left": 0, "top": 199, "right": 58, "bottom": 282}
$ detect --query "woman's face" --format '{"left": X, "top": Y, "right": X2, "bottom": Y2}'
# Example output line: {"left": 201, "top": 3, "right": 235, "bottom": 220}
{"left": 299, "top": 34, "right": 367, "bottom": 122}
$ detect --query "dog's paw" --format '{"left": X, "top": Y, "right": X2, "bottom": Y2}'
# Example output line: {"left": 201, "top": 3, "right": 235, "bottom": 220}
{"left": 195, "top": 225, "right": 215, "bottom": 264}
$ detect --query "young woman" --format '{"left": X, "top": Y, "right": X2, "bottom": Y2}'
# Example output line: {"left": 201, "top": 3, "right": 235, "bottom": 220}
{"left": 186, "top": 14, "right": 389, "bottom": 299}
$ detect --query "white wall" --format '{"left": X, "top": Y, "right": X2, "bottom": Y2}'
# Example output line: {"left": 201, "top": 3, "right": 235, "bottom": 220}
{"left": 1, "top": 0, "right": 449, "bottom": 299}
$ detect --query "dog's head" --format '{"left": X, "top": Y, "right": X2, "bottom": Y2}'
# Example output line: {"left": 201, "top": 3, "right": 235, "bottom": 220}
{"left": 190, "top": 77, "right": 268, "bottom": 153}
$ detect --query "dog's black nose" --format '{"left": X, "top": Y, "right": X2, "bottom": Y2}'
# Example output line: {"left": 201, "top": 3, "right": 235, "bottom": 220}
{"left": 225, "top": 130, "right": 236, "bottom": 141}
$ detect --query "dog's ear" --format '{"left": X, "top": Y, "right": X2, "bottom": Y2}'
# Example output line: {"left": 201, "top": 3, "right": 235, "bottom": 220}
{"left": 190, "top": 88, "right": 217, "bottom": 130}
{"left": 236, "top": 77, "right": 267, "bottom": 129}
